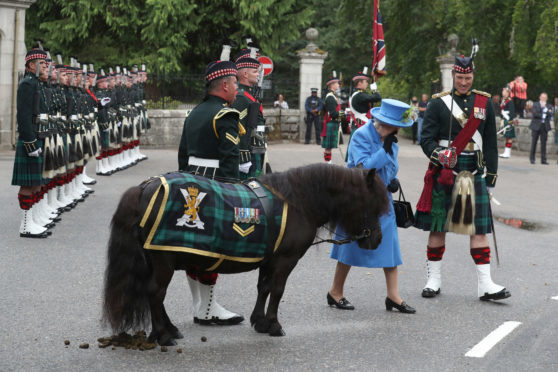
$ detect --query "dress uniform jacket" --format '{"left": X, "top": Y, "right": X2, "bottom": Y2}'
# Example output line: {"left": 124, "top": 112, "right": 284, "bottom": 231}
{"left": 178, "top": 95, "right": 242, "bottom": 180}
{"left": 11, "top": 73, "right": 48, "bottom": 186}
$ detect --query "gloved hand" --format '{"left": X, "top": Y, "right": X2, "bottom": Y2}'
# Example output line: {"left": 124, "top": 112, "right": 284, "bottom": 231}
{"left": 383, "top": 133, "right": 398, "bottom": 154}
{"left": 437, "top": 147, "right": 457, "bottom": 169}
{"left": 486, "top": 187, "right": 494, "bottom": 198}
{"left": 28, "top": 148, "right": 42, "bottom": 157}
{"left": 387, "top": 178, "right": 400, "bottom": 193}
{"left": 100, "top": 97, "right": 111, "bottom": 106}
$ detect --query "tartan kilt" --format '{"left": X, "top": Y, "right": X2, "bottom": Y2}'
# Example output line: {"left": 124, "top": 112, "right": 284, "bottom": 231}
{"left": 501, "top": 119, "right": 516, "bottom": 139}
{"left": 414, "top": 152, "right": 492, "bottom": 234}
{"left": 321, "top": 121, "right": 339, "bottom": 149}
{"left": 11, "top": 139, "right": 44, "bottom": 186}
{"left": 100, "top": 128, "right": 110, "bottom": 149}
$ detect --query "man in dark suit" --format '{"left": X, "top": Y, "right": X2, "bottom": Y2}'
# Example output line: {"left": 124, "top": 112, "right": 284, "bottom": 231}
{"left": 529, "top": 92, "right": 553, "bottom": 164}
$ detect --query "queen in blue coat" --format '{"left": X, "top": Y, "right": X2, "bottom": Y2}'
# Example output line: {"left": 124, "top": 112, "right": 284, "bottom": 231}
{"left": 327, "top": 99, "right": 416, "bottom": 314}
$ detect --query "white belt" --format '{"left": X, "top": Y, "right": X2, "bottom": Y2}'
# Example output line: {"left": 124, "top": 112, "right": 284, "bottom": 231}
{"left": 189, "top": 156, "right": 219, "bottom": 168}
{"left": 439, "top": 140, "right": 480, "bottom": 151}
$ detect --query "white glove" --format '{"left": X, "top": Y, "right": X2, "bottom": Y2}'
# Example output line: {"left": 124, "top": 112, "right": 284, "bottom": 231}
{"left": 239, "top": 161, "right": 252, "bottom": 174}
{"left": 116, "top": 121, "right": 122, "bottom": 127}
{"left": 28, "top": 148, "right": 42, "bottom": 157}
{"left": 369, "top": 82, "right": 378, "bottom": 92}
{"left": 501, "top": 110, "right": 510, "bottom": 121}
{"left": 100, "top": 97, "right": 111, "bottom": 106}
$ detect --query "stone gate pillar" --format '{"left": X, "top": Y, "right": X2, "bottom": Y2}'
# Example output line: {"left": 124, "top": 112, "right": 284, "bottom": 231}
{"left": 436, "top": 34, "right": 459, "bottom": 92}
{"left": 297, "top": 28, "right": 327, "bottom": 142}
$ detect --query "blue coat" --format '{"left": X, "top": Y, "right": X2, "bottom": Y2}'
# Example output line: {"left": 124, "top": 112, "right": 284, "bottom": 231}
{"left": 329, "top": 122, "right": 402, "bottom": 268}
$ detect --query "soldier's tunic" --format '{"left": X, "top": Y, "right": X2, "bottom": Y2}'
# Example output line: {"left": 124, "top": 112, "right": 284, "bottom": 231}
{"left": 414, "top": 89, "right": 497, "bottom": 234}
{"left": 178, "top": 95, "right": 242, "bottom": 180}
{"left": 500, "top": 97, "right": 516, "bottom": 139}
{"left": 95, "top": 88, "right": 111, "bottom": 149}
{"left": 349, "top": 89, "right": 381, "bottom": 130}
{"left": 12, "top": 73, "right": 47, "bottom": 186}
{"left": 231, "top": 83, "right": 261, "bottom": 179}
{"left": 321, "top": 91, "right": 341, "bottom": 149}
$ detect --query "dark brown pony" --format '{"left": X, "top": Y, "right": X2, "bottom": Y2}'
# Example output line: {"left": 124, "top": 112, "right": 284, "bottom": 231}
{"left": 102, "top": 163, "right": 388, "bottom": 345}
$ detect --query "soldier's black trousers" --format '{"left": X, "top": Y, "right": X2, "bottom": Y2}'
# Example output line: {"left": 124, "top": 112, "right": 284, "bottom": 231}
{"left": 305, "top": 115, "right": 321, "bottom": 144}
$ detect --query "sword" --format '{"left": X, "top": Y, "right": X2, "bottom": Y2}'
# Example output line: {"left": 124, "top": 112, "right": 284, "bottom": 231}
{"left": 487, "top": 189, "right": 500, "bottom": 267}
{"left": 337, "top": 124, "right": 345, "bottom": 160}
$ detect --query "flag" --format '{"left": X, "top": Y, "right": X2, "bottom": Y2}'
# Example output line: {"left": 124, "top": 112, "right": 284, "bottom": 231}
{"left": 372, "top": 0, "right": 386, "bottom": 78}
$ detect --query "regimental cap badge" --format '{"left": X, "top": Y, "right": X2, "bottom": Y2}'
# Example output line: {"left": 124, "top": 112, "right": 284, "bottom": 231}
{"left": 326, "top": 70, "right": 339, "bottom": 86}
{"left": 187, "top": 186, "right": 199, "bottom": 197}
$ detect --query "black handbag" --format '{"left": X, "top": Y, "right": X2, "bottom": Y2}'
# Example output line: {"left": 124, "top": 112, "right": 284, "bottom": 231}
{"left": 393, "top": 186, "right": 414, "bottom": 228}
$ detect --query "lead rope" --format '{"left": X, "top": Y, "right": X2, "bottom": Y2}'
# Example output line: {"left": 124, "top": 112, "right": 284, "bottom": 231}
{"left": 310, "top": 226, "right": 371, "bottom": 246}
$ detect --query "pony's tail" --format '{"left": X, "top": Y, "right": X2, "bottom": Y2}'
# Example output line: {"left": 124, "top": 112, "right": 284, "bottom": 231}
{"left": 102, "top": 185, "right": 151, "bottom": 334}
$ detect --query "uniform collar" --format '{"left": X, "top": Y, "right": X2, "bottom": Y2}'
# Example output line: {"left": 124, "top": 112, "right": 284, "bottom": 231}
{"left": 453, "top": 88, "right": 472, "bottom": 97}
{"left": 238, "top": 83, "right": 252, "bottom": 92}
{"left": 207, "top": 94, "right": 229, "bottom": 106}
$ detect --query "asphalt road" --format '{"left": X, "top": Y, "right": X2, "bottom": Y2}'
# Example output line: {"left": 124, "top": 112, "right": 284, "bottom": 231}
{"left": 1, "top": 137, "right": 557, "bottom": 371}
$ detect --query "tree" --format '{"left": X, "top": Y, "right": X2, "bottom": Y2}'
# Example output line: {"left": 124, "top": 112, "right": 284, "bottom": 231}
{"left": 25, "top": 0, "right": 314, "bottom": 74}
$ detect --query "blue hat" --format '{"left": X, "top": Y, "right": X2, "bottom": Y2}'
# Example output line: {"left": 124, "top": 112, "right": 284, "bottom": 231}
{"left": 370, "top": 99, "right": 413, "bottom": 128}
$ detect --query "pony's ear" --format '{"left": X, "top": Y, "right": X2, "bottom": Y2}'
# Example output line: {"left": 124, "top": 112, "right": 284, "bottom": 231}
{"left": 366, "top": 168, "right": 377, "bottom": 188}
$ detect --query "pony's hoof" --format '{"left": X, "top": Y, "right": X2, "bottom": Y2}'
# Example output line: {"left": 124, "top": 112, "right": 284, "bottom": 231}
{"left": 253, "top": 318, "right": 270, "bottom": 333}
{"left": 159, "top": 336, "right": 177, "bottom": 346}
{"left": 268, "top": 324, "right": 285, "bottom": 337}
{"left": 171, "top": 329, "right": 184, "bottom": 339}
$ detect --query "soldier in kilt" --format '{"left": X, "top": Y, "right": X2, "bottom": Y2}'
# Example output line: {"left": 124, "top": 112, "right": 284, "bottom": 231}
{"left": 94, "top": 70, "right": 112, "bottom": 175}
{"left": 414, "top": 55, "right": 510, "bottom": 302}
{"left": 11, "top": 49, "right": 51, "bottom": 238}
{"left": 498, "top": 86, "right": 516, "bottom": 158}
{"left": 177, "top": 50, "right": 245, "bottom": 326}
{"left": 321, "top": 71, "right": 343, "bottom": 163}
{"left": 346, "top": 67, "right": 381, "bottom": 161}
{"left": 231, "top": 45, "right": 262, "bottom": 180}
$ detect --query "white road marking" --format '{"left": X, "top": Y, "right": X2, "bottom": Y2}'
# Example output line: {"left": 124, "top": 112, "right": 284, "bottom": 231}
{"left": 552, "top": 296, "right": 558, "bottom": 300}
{"left": 465, "top": 321, "right": 522, "bottom": 358}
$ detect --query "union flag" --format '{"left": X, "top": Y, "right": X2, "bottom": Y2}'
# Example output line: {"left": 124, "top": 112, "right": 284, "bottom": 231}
{"left": 372, "top": 0, "right": 386, "bottom": 77}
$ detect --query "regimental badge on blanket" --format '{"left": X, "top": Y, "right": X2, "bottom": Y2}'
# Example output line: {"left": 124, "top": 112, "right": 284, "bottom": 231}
{"left": 473, "top": 107, "right": 485, "bottom": 120}
{"left": 234, "top": 207, "right": 261, "bottom": 224}
{"left": 176, "top": 185, "right": 207, "bottom": 229}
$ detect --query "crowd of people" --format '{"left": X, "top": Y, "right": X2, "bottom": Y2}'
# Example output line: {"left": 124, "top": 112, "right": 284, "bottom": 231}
{"left": 12, "top": 47, "right": 150, "bottom": 238}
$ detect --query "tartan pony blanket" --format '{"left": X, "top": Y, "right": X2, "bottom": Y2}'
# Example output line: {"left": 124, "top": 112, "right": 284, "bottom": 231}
{"left": 139, "top": 172, "right": 288, "bottom": 266}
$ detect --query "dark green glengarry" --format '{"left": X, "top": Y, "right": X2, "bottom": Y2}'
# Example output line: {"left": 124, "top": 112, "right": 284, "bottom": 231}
{"left": 178, "top": 95, "right": 241, "bottom": 179}
{"left": 142, "top": 172, "right": 287, "bottom": 262}
{"left": 420, "top": 88, "right": 498, "bottom": 186}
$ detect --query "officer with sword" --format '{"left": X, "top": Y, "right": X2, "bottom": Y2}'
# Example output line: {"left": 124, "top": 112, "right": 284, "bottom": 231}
{"left": 414, "top": 39, "right": 510, "bottom": 302}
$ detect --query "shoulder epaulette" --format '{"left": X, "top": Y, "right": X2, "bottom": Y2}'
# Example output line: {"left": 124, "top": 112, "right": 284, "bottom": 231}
{"left": 215, "top": 107, "right": 240, "bottom": 119}
{"left": 432, "top": 91, "right": 451, "bottom": 99}
{"left": 213, "top": 107, "right": 241, "bottom": 139}
{"left": 472, "top": 89, "right": 491, "bottom": 98}
{"left": 326, "top": 92, "right": 336, "bottom": 99}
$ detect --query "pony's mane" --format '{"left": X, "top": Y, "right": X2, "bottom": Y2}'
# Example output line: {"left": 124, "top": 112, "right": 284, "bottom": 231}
{"left": 259, "top": 163, "right": 388, "bottom": 232}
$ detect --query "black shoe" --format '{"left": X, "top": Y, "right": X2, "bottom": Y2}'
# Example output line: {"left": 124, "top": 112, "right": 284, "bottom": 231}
{"left": 542, "top": 161, "right": 549, "bottom": 165}
{"left": 385, "top": 297, "right": 416, "bottom": 314}
{"left": 20, "top": 231, "right": 49, "bottom": 238}
{"left": 421, "top": 287, "right": 441, "bottom": 298}
{"left": 304, "top": 141, "right": 310, "bottom": 145}
{"left": 327, "top": 292, "right": 355, "bottom": 310}
{"left": 480, "top": 288, "right": 511, "bottom": 301}
{"left": 194, "top": 315, "right": 244, "bottom": 325}
{"left": 530, "top": 160, "right": 535, "bottom": 164}
{"left": 83, "top": 180, "right": 97, "bottom": 185}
